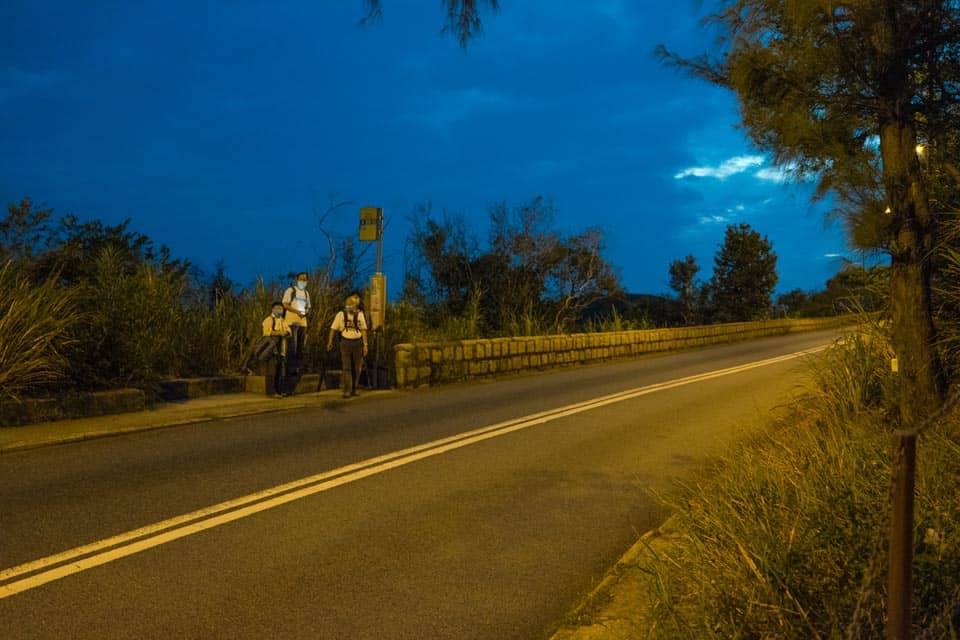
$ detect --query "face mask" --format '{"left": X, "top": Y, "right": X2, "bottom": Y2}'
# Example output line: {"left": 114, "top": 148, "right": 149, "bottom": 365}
{"left": 297, "top": 281, "right": 307, "bottom": 290}
{"left": 345, "top": 306, "right": 355, "bottom": 313}
{"left": 272, "top": 310, "right": 283, "bottom": 318}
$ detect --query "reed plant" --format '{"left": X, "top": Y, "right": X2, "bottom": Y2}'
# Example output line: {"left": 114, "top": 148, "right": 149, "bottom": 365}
{"left": 65, "top": 246, "right": 189, "bottom": 392}
{"left": 587, "top": 304, "right": 653, "bottom": 333}
{"left": 181, "top": 288, "right": 248, "bottom": 377}
{"left": 639, "top": 320, "right": 960, "bottom": 638}
{"left": 0, "top": 260, "right": 80, "bottom": 400}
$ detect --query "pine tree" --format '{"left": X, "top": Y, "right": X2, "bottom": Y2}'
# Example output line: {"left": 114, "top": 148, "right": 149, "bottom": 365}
{"left": 709, "top": 224, "right": 778, "bottom": 323}
{"left": 658, "top": 1, "right": 956, "bottom": 423}
{"left": 668, "top": 254, "right": 701, "bottom": 325}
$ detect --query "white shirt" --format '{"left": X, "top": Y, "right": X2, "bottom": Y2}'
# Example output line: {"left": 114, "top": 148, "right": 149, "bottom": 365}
{"left": 330, "top": 310, "right": 367, "bottom": 340}
{"left": 282, "top": 286, "right": 311, "bottom": 326}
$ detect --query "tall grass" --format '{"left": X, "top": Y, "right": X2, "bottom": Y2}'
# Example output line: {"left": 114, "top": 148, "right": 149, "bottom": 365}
{"left": 586, "top": 304, "right": 653, "bottom": 332}
{"left": 639, "top": 321, "right": 960, "bottom": 638}
{"left": 0, "top": 260, "right": 80, "bottom": 400}
{"left": 66, "top": 246, "right": 189, "bottom": 392}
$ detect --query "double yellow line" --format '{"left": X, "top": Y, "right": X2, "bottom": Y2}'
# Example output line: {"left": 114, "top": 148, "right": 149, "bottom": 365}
{"left": 0, "top": 346, "right": 824, "bottom": 599}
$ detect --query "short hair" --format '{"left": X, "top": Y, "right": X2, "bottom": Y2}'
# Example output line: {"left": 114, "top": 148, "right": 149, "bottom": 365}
{"left": 271, "top": 300, "right": 283, "bottom": 308}
{"left": 296, "top": 272, "right": 308, "bottom": 280}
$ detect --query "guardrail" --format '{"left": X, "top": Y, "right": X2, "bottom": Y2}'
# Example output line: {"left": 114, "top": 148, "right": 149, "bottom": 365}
{"left": 393, "top": 316, "right": 851, "bottom": 389}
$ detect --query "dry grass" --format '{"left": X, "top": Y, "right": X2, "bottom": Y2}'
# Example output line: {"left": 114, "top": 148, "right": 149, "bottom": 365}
{"left": 0, "top": 260, "right": 80, "bottom": 400}
{"left": 639, "top": 321, "right": 960, "bottom": 639}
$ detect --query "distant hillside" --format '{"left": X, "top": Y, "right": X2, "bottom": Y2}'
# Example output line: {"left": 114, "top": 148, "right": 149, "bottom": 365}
{"left": 581, "top": 293, "right": 683, "bottom": 329}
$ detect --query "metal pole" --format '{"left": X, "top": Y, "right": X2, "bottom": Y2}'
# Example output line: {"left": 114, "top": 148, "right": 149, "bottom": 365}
{"left": 372, "top": 208, "right": 383, "bottom": 388}
{"left": 887, "top": 430, "right": 917, "bottom": 640}
{"left": 376, "top": 208, "right": 383, "bottom": 274}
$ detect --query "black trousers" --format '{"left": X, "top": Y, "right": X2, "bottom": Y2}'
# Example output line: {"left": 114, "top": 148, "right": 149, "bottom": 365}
{"left": 268, "top": 355, "right": 286, "bottom": 395}
{"left": 339, "top": 338, "right": 364, "bottom": 395}
{"left": 286, "top": 324, "right": 306, "bottom": 374}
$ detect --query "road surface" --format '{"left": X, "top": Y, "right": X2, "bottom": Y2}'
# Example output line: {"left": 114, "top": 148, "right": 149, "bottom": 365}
{"left": 0, "top": 330, "right": 836, "bottom": 639}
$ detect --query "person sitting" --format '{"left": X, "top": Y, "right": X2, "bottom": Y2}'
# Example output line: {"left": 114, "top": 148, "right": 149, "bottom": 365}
{"left": 261, "top": 301, "right": 292, "bottom": 397}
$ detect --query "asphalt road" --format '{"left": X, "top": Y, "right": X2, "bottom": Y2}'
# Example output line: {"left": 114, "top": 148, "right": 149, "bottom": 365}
{"left": 0, "top": 330, "right": 837, "bottom": 639}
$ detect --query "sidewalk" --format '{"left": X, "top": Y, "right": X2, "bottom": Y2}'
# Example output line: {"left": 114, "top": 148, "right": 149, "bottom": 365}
{"left": 0, "top": 388, "right": 351, "bottom": 454}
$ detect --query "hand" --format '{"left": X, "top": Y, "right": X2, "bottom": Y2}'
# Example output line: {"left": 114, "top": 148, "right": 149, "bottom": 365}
{"left": 326, "top": 342, "right": 333, "bottom": 351}
{"left": 362, "top": 344, "right": 368, "bottom": 357}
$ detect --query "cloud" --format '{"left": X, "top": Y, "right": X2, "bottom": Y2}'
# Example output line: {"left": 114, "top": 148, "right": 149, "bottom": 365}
{"left": 754, "top": 160, "right": 807, "bottom": 183}
{"left": 754, "top": 167, "right": 791, "bottom": 183}
{"left": 674, "top": 155, "right": 765, "bottom": 180}
{"left": 698, "top": 214, "right": 731, "bottom": 225}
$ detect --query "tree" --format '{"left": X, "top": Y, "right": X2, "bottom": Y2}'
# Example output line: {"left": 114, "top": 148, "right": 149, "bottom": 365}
{"left": 776, "top": 288, "right": 809, "bottom": 318}
{"left": 0, "top": 198, "right": 54, "bottom": 266}
{"left": 208, "top": 260, "right": 234, "bottom": 308}
{"left": 361, "top": 0, "right": 499, "bottom": 48}
{"left": 403, "top": 197, "right": 620, "bottom": 335}
{"left": 658, "top": 1, "right": 956, "bottom": 422}
{"left": 668, "top": 254, "right": 701, "bottom": 325}
{"left": 710, "top": 224, "right": 778, "bottom": 323}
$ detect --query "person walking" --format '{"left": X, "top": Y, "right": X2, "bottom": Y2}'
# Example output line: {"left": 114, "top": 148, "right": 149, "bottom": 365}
{"left": 261, "top": 301, "right": 291, "bottom": 397}
{"left": 282, "top": 272, "right": 311, "bottom": 391}
{"left": 327, "top": 294, "right": 368, "bottom": 398}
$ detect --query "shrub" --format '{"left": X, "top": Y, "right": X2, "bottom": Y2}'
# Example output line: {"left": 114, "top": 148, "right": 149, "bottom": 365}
{"left": 640, "top": 323, "right": 960, "bottom": 638}
{"left": 0, "top": 260, "right": 80, "bottom": 399}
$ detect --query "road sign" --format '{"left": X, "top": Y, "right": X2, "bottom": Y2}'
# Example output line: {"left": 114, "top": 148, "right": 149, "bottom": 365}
{"left": 359, "top": 207, "right": 382, "bottom": 242}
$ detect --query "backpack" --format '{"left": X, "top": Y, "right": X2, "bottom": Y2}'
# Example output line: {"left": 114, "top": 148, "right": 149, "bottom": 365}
{"left": 344, "top": 310, "right": 361, "bottom": 330}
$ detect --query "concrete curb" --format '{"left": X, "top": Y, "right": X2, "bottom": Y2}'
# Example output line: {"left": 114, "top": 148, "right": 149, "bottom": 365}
{"left": 0, "top": 389, "right": 382, "bottom": 454}
{"left": 549, "top": 518, "right": 680, "bottom": 639}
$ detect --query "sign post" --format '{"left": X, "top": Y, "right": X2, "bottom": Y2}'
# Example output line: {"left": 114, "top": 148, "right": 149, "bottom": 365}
{"left": 359, "top": 207, "right": 385, "bottom": 387}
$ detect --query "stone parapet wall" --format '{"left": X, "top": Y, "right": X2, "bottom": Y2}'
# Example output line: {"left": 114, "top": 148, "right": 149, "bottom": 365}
{"left": 393, "top": 317, "right": 849, "bottom": 389}
{"left": 0, "top": 389, "right": 146, "bottom": 427}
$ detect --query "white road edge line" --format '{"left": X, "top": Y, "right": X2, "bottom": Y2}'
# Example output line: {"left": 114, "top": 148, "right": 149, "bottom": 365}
{"left": 0, "top": 345, "right": 827, "bottom": 599}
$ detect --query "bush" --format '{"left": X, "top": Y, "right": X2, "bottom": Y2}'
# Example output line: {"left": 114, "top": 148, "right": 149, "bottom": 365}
{"left": 640, "top": 323, "right": 960, "bottom": 638}
{"left": 0, "top": 260, "right": 80, "bottom": 400}
{"left": 66, "top": 246, "right": 189, "bottom": 392}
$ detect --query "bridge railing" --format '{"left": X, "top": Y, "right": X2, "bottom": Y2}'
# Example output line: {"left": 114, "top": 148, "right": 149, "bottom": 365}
{"left": 393, "top": 316, "right": 852, "bottom": 389}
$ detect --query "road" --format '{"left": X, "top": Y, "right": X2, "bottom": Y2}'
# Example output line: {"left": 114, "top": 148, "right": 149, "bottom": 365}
{"left": 0, "top": 330, "right": 836, "bottom": 639}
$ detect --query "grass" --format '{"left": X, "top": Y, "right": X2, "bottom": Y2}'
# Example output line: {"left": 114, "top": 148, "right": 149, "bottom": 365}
{"left": 636, "top": 322, "right": 960, "bottom": 639}
{"left": 0, "top": 261, "right": 80, "bottom": 400}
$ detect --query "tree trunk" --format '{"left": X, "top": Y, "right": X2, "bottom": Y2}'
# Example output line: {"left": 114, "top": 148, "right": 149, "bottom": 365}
{"left": 875, "top": 0, "right": 946, "bottom": 426}
{"left": 880, "top": 119, "right": 945, "bottom": 427}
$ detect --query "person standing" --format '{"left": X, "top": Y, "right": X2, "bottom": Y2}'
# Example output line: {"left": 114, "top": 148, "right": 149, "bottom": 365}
{"left": 327, "top": 294, "right": 368, "bottom": 398}
{"left": 282, "top": 272, "right": 311, "bottom": 391}
{"left": 261, "top": 301, "right": 291, "bottom": 397}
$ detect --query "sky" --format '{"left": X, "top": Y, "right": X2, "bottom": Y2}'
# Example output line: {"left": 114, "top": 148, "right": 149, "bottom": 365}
{"left": 2, "top": 1, "right": 854, "bottom": 297}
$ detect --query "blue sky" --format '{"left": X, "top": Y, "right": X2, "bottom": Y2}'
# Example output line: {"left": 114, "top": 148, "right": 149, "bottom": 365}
{"left": 2, "top": 1, "right": 851, "bottom": 296}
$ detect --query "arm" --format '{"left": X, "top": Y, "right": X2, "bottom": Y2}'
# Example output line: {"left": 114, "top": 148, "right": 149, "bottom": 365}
{"left": 327, "top": 311, "right": 340, "bottom": 350}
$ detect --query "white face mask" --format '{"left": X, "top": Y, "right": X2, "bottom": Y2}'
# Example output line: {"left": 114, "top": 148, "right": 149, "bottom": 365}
{"left": 296, "top": 280, "right": 307, "bottom": 290}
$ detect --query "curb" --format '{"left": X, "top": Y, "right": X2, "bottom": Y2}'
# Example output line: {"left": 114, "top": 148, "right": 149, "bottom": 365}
{"left": 0, "top": 390, "right": 382, "bottom": 455}
{"left": 549, "top": 518, "right": 679, "bottom": 639}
